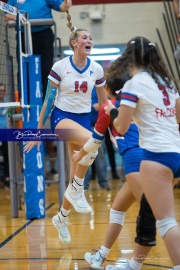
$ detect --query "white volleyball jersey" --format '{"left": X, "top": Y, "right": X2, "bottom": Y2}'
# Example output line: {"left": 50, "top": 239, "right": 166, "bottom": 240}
{"left": 120, "top": 71, "right": 180, "bottom": 153}
{"left": 48, "top": 56, "right": 106, "bottom": 113}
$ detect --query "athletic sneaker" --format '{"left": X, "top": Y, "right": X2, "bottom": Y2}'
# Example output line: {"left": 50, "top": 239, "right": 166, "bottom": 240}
{"left": 84, "top": 251, "right": 107, "bottom": 269}
{"left": 52, "top": 214, "right": 71, "bottom": 244}
{"left": 65, "top": 184, "right": 92, "bottom": 213}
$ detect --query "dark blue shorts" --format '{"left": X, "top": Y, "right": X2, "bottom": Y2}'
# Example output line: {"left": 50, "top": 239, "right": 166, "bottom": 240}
{"left": 122, "top": 147, "right": 143, "bottom": 175}
{"left": 142, "top": 149, "right": 180, "bottom": 176}
{"left": 174, "top": 166, "right": 180, "bottom": 178}
{"left": 51, "top": 107, "right": 91, "bottom": 133}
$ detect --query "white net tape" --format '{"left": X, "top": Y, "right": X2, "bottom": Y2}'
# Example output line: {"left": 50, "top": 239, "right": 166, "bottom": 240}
{"left": 0, "top": 102, "right": 20, "bottom": 108}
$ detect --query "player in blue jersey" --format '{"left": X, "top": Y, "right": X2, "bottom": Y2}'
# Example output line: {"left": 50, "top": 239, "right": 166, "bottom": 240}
{"left": 24, "top": 11, "right": 107, "bottom": 244}
{"left": 105, "top": 37, "right": 180, "bottom": 269}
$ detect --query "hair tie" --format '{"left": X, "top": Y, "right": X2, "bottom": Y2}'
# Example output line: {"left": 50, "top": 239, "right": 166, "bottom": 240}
{"left": 115, "top": 89, "right": 122, "bottom": 94}
{"left": 130, "top": 41, "right": 135, "bottom": 44}
{"left": 72, "top": 27, "right": 77, "bottom": 33}
{"left": 148, "top": 42, "right": 155, "bottom": 47}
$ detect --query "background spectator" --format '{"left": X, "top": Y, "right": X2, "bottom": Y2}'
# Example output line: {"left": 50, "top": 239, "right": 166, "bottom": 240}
{"left": 0, "top": 83, "right": 10, "bottom": 189}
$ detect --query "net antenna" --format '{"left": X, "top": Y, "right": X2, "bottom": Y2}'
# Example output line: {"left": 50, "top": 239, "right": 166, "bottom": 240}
{"left": 16, "top": 0, "right": 33, "bottom": 109}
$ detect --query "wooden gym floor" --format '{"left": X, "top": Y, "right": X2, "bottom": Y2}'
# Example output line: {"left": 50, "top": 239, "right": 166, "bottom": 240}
{"left": 0, "top": 179, "right": 180, "bottom": 269}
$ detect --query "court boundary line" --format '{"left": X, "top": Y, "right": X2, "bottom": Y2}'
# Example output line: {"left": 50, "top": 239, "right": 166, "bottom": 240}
{"left": 0, "top": 203, "right": 54, "bottom": 248}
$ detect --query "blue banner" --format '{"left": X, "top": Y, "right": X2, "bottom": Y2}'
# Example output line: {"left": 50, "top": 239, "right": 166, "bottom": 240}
{"left": 22, "top": 55, "right": 45, "bottom": 219}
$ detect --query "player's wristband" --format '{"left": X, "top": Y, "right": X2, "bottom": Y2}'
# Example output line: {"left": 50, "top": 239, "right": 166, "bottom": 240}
{"left": 110, "top": 108, "right": 118, "bottom": 124}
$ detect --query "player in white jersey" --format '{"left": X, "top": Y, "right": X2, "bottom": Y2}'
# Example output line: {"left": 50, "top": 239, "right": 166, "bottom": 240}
{"left": 105, "top": 36, "right": 180, "bottom": 269}
{"left": 49, "top": 56, "right": 105, "bottom": 114}
{"left": 24, "top": 9, "right": 107, "bottom": 244}
{"left": 121, "top": 72, "right": 180, "bottom": 153}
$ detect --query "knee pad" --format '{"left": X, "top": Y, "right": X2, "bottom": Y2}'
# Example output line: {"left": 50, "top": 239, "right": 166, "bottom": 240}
{"left": 79, "top": 151, "right": 98, "bottom": 167}
{"left": 135, "top": 194, "right": 156, "bottom": 246}
{"left": 109, "top": 208, "right": 126, "bottom": 226}
{"left": 156, "top": 217, "right": 178, "bottom": 238}
{"left": 84, "top": 136, "right": 102, "bottom": 152}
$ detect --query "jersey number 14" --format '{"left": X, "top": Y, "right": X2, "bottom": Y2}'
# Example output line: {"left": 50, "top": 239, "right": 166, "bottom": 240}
{"left": 74, "top": 81, "right": 88, "bottom": 93}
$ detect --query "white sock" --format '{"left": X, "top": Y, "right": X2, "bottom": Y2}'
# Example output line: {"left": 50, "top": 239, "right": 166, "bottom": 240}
{"left": 58, "top": 207, "right": 70, "bottom": 221}
{"left": 174, "top": 266, "right": 180, "bottom": 270}
{"left": 72, "top": 176, "right": 84, "bottom": 190}
{"left": 99, "top": 245, "right": 110, "bottom": 257}
{"left": 129, "top": 258, "right": 143, "bottom": 270}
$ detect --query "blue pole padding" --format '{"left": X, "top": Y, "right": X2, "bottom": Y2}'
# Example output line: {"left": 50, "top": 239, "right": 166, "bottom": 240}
{"left": 22, "top": 55, "right": 45, "bottom": 219}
